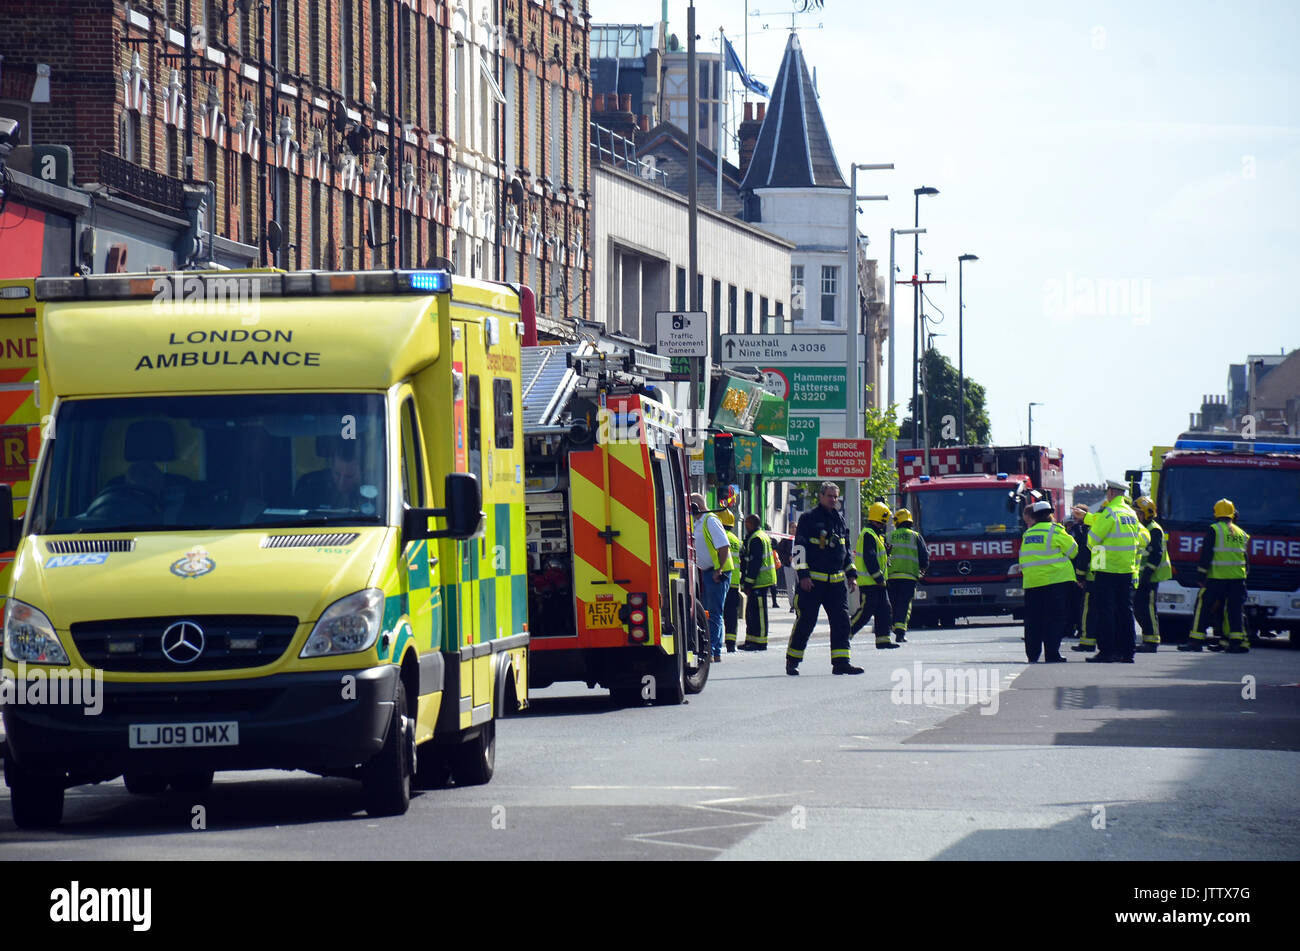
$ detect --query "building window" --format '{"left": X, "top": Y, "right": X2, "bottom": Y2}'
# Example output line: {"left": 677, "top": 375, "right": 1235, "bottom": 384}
{"left": 760, "top": 296, "right": 769, "bottom": 333}
{"left": 744, "top": 291, "right": 754, "bottom": 334}
{"left": 727, "top": 285, "right": 737, "bottom": 334}
{"left": 342, "top": 191, "right": 354, "bottom": 269}
{"left": 503, "top": 62, "right": 516, "bottom": 169}
{"left": 453, "top": 38, "right": 465, "bottom": 144}
{"left": 371, "top": 0, "right": 384, "bottom": 109}
{"left": 528, "top": 75, "right": 540, "bottom": 174}
{"left": 341, "top": 0, "right": 353, "bottom": 99}
{"left": 711, "top": 279, "right": 722, "bottom": 338}
{"left": 309, "top": 0, "right": 322, "bottom": 84}
{"left": 276, "top": 0, "right": 290, "bottom": 73}
{"left": 821, "top": 265, "right": 839, "bottom": 323}
{"left": 791, "top": 265, "right": 805, "bottom": 323}
{"left": 775, "top": 301, "right": 784, "bottom": 333}
{"left": 240, "top": 155, "right": 254, "bottom": 245}
{"left": 570, "top": 92, "right": 581, "bottom": 188}
{"left": 550, "top": 88, "right": 563, "bottom": 183}
{"left": 310, "top": 180, "right": 322, "bottom": 268}
{"left": 675, "top": 267, "right": 686, "bottom": 311}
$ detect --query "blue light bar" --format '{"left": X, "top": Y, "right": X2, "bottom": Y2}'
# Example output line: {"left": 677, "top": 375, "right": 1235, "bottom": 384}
{"left": 1175, "top": 439, "right": 1300, "bottom": 455}
{"left": 919, "top": 475, "right": 931, "bottom": 483}
{"left": 996, "top": 472, "right": 1008, "bottom": 480}
{"left": 407, "top": 270, "right": 451, "bottom": 293}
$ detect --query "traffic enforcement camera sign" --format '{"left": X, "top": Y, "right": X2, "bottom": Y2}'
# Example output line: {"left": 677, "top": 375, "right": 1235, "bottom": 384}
{"left": 655, "top": 311, "right": 708, "bottom": 358}
{"left": 817, "top": 438, "right": 872, "bottom": 478}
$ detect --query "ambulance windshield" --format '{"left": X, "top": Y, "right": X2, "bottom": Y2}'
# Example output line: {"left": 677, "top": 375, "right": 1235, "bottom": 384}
{"left": 29, "top": 393, "right": 388, "bottom": 534}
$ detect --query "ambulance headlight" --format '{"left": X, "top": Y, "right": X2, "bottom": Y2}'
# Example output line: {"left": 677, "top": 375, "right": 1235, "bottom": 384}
{"left": 4, "top": 599, "right": 69, "bottom": 665}
{"left": 302, "top": 589, "right": 384, "bottom": 657}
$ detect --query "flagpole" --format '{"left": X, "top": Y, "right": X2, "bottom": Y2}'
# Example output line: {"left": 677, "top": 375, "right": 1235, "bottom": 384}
{"left": 717, "top": 29, "right": 725, "bottom": 211}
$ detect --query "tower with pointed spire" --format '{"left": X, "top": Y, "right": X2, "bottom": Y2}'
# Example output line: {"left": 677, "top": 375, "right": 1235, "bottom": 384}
{"left": 739, "top": 33, "right": 855, "bottom": 334}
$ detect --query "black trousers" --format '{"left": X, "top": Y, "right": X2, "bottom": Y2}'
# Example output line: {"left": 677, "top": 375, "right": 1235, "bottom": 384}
{"left": 1134, "top": 578, "right": 1160, "bottom": 644}
{"left": 849, "top": 584, "right": 893, "bottom": 643}
{"left": 887, "top": 579, "right": 916, "bottom": 634}
{"left": 1093, "top": 571, "right": 1136, "bottom": 659}
{"left": 724, "top": 586, "right": 742, "bottom": 643}
{"left": 1065, "top": 580, "right": 1085, "bottom": 637}
{"left": 745, "top": 588, "right": 771, "bottom": 645}
{"left": 788, "top": 581, "right": 852, "bottom": 666}
{"left": 1192, "top": 578, "right": 1247, "bottom": 642}
{"left": 1024, "top": 582, "right": 1070, "bottom": 661}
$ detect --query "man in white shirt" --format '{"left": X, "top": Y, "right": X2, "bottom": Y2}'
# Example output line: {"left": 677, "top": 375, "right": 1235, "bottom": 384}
{"left": 691, "top": 492, "right": 734, "bottom": 662}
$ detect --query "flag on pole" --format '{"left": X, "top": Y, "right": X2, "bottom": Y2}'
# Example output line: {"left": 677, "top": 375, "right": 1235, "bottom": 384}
{"left": 723, "top": 36, "right": 769, "bottom": 98}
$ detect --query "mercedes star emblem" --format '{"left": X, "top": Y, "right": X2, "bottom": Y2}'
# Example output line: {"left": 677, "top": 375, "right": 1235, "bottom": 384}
{"left": 161, "top": 620, "right": 206, "bottom": 664}
{"left": 958, "top": 561, "right": 973, "bottom": 576}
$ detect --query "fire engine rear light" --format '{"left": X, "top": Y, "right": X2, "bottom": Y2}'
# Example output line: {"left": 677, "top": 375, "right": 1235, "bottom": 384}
{"left": 630, "top": 610, "right": 646, "bottom": 625}
{"left": 630, "top": 627, "right": 648, "bottom": 642}
{"left": 629, "top": 592, "right": 647, "bottom": 608}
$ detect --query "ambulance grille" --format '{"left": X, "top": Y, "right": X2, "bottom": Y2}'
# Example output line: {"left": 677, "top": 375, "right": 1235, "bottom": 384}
{"left": 46, "top": 539, "right": 136, "bottom": 554}
{"left": 260, "top": 533, "right": 361, "bottom": 549}
{"left": 70, "top": 615, "right": 299, "bottom": 672}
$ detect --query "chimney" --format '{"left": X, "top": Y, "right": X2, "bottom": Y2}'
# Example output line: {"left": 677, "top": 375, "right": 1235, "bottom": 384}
{"left": 637, "top": 115, "right": 650, "bottom": 133}
{"left": 738, "top": 101, "right": 764, "bottom": 180}
{"left": 592, "top": 89, "right": 638, "bottom": 143}
{"left": 594, "top": 93, "right": 606, "bottom": 112}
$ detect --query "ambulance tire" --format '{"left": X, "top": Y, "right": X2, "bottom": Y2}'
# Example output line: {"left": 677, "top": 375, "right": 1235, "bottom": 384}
{"left": 361, "top": 679, "right": 413, "bottom": 816}
{"left": 450, "top": 720, "right": 495, "bottom": 787}
{"left": 168, "top": 771, "right": 214, "bottom": 795}
{"left": 684, "top": 602, "right": 711, "bottom": 695}
{"left": 124, "top": 772, "right": 168, "bottom": 795}
{"left": 652, "top": 644, "right": 686, "bottom": 706}
{"left": 414, "top": 744, "right": 453, "bottom": 789}
{"left": 6, "top": 758, "right": 65, "bottom": 829}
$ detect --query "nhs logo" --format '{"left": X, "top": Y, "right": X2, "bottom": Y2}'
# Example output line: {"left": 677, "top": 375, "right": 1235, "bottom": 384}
{"left": 45, "top": 553, "right": 110, "bottom": 568}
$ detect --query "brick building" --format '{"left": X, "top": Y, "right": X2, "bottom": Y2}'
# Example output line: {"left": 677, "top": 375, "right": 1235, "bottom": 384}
{"left": 0, "top": 0, "right": 590, "bottom": 329}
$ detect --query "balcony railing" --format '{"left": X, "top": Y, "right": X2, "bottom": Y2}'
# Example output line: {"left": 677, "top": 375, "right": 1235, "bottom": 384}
{"left": 589, "top": 123, "right": 668, "bottom": 188}
{"left": 98, "top": 150, "right": 185, "bottom": 213}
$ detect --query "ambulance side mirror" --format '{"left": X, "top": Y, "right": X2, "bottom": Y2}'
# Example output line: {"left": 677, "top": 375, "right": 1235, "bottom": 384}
{"left": 0, "top": 484, "right": 18, "bottom": 552}
{"left": 402, "top": 473, "right": 484, "bottom": 541}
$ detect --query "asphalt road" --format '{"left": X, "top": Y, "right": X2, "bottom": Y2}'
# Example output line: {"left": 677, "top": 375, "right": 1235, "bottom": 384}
{"left": 3, "top": 606, "right": 1298, "bottom": 860}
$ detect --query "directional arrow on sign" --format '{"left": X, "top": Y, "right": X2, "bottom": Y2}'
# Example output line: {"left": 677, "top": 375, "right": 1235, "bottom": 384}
{"left": 725, "top": 339, "right": 736, "bottom": 359}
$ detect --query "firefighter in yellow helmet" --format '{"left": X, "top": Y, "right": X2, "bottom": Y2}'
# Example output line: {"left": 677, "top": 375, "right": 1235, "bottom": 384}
{"left": 1179, "top": 498, "right": 1250, "bottom": 653}
{"left": 849, "top": 501, "right": 900, "bottom": 652}
{"left": 886, "top": 508, "right": 929, "bottom": 644}
{"left": 1132, "top": 496, "right": 1172, "bottom": 652}
{"left": 718, "top": 510, "right": 744, "bottom": 652}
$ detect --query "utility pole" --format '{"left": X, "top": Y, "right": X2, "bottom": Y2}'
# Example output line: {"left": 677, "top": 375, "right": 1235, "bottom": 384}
{"left": 688, "top": 2, "right": 702, "bottom": 488}
{"left": 911, "top": 186, "right": 939, "bottom": 449}
{"left": 844, "top": 163, "right": 891, "bottom": 544}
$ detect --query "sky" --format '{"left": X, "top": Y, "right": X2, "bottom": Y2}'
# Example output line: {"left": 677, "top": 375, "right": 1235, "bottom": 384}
{"left": 593, "top": 0, "right": 1300, "bottom": 487}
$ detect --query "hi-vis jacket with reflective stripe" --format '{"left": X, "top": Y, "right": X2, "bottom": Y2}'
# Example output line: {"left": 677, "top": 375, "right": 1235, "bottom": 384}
{"left": 853, "top": 526, "right": 888, "bottom": 585}
{"left": 1086, "top": 497, "right": 1141, "bottom": 574}
{"left": 1018, "top": 520, "right": 1078, "bottom": 588}
{"left": 887, "top": 527, "right": 928, "bottom": 580}
{"left": 1200, "top": 519, "right": 1249, "bottom": 580}
{"left": 1139, "top": 519, "right": 1173, "bottom": 582}
{"left": 725, "top": 529, "right": 742, "bottom": 585}
{"left": 742, "top": 529, "right": 777, "bottom": 588}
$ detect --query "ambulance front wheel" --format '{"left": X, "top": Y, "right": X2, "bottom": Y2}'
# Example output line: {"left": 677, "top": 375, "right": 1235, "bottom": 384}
{"left": 361, "top": 679, "right": 413, "bottom": 817}
{"left": 450, "top": 720, "right": 495, "bottom": 786}
{"left": 5, "top": 757, "right": 65, "bottom": 829}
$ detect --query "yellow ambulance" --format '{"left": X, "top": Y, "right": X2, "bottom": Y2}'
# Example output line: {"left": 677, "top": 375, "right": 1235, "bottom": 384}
{"left": 0, "top": 268, "right": 528, "bottom": 827}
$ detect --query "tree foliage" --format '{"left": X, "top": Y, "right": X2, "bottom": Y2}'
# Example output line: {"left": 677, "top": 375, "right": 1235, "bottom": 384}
{"left": 900, "top": 347, "right": 991, "bottom": 447}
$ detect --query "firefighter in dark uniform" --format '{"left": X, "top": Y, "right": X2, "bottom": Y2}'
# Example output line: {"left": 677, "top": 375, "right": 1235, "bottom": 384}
{"left": 739, "top": 514, "right": 777, "bottom": 651}
{"left": 850, "top": 502, "right": 901, "bottom": 650}
{"left": 1179, "top": 498, "right": 1251, "bottom": 653}
{"left": 787, "top": 482, "right": 863, "bottom": 676}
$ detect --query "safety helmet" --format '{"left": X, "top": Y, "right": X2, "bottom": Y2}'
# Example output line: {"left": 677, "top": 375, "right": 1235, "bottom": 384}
{"left": 867, "top": 502, "right": 891, "bottom": 523}
{"left": 718, "top": 510, "right": 736, "bottom": 526}
{"left": 1213, "top": 498, "right": 1236, "bottom": 519}
{"left": 1134, "top": 496, "right": 1156, "bottom": 521}
{"left": 894, "top": 508, "right": 913, "bottom": 525}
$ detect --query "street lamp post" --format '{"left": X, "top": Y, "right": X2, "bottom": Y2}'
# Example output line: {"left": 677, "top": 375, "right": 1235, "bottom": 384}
{"left": 844, "top": 162, "right": 892, "bottom": 543}
{"left": 911, "top": 186, "right": 939, "bottom": 450}
{"left": 957, "top": 253, "right": 979, "bottom": 445}
{"left": 887, "top": 227, "right": 926, "bottom": 467}
{"left": 1028, "top": 402, "right": 1044, "bottom": 445}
